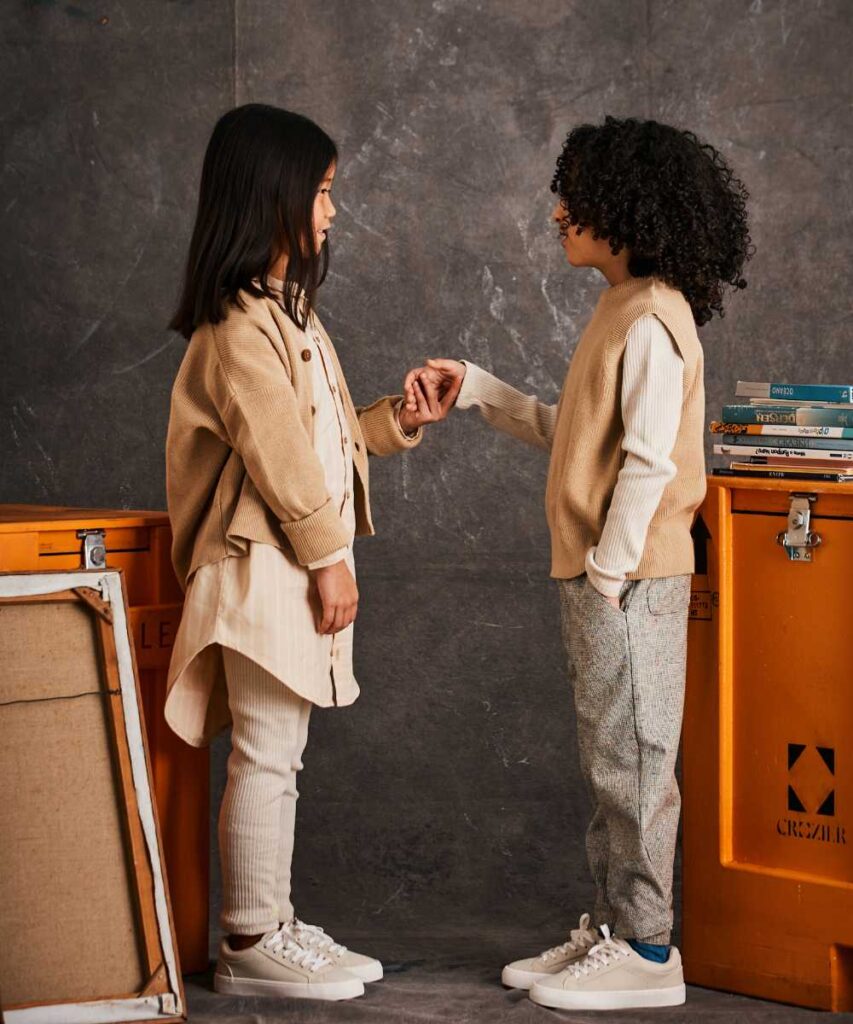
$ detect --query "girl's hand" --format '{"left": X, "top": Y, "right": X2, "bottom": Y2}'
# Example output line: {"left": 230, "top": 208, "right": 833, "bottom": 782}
{"left": 398, "top": 371, "right": 452, "bottom": 433}
{"left": 312, "top": 560, "right": 359, "bottom": 634}
{"left": 402, "top": 359, "right": 466, "bottom": 418}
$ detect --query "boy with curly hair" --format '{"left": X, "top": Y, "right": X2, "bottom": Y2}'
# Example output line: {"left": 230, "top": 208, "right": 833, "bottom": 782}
{"left": 406, "top": 116, "right": 751, "bottom": 1011}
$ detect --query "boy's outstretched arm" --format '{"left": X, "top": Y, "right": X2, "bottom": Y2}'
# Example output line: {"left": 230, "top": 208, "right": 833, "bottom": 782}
{"left": 404, "top": 359, "right": 557, "bottom": 452}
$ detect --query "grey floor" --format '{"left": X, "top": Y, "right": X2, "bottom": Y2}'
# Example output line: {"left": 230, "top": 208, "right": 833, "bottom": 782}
{"left": 183, "top": 935, "right": 853, "bottom": 1023}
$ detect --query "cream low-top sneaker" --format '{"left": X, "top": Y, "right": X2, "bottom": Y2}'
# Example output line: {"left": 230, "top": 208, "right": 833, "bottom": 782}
{"left": 284, "top": 918, "right": 383, "bottom": 983}
{"left": 502, "top": 913, "right": 599, "bottom": 989}
{"left": 213, "top": 925, "right": 364, "bottom": 1001}
{"left": 529, "top": 925, "right": 686, "bottom": 1010}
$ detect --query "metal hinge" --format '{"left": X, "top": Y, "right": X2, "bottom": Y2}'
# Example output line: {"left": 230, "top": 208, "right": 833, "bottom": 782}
{"left": 77, "top": 528, "right": 107, "bottom": 569}
{"left": 775, "top": 493, "right": 822, "bottom": 562}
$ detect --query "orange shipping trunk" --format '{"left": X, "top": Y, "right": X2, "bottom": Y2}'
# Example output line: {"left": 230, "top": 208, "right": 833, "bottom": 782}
{"left": 683, "top": 477, "right": 853, "bottom": 1011}
{"left": 0, "top": 505, "right": 208, "bottom": 975}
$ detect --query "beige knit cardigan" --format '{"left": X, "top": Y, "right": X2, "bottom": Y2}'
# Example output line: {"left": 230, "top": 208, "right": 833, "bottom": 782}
{"left": 166, "top": 291, "right": 422, "bottom": 589}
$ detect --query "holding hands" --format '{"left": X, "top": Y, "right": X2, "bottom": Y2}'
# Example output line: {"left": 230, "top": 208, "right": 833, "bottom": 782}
{"left": 400, "top": 358, "right": 467, "bottom": 429}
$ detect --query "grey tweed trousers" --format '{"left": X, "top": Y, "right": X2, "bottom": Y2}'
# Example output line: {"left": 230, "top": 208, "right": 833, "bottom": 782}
{"left": 558, "top": 572, "right": 691, "bottom": 945}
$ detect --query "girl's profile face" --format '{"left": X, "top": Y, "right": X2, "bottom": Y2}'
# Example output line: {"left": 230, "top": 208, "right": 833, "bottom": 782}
{"left": 313, "top": 163, "right": 336, "bottom": 253}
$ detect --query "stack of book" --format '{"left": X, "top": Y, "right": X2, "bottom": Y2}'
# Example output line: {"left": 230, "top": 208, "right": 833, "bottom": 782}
{"left": 711, "top": 380, "right": 853, "bottom": 483}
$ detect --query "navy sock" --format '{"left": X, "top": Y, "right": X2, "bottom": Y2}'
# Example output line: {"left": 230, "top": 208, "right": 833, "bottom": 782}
{"left": 627, "top": 938, "right": 669, "bottom": 963}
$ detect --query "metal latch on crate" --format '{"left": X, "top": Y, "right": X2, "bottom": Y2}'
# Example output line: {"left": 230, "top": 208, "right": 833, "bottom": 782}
{"left": 775, "top": 493, "right": 822, "bottom": 562}
{"left": 77, "top": 528, "right": 107, "bottom": 569}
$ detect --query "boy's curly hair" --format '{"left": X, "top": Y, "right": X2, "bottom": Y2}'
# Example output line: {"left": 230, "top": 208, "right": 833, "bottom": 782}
{"left": 551, "top": 116, "right": 752, "bottom": 326}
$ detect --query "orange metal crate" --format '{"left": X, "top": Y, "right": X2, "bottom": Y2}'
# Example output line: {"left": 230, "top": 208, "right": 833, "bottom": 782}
{"left": 0, "top": 505, "right": 208, "bottom": 975}
{"left": 683, "top": 476, "right": 853, "bottom": 1011}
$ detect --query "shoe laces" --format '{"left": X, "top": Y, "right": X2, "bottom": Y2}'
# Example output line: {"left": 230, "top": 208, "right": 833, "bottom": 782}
{"left": 566, "top": 925, "right": 631, "bottom": 977}
{"left": 540, "top": 912, "right": 598, "bottom": 962}
{"left": 262, "top": 926, "right": 331, "bottom": 973}
{"left": 286, "top": 918, "right": 347, "bottom": 957}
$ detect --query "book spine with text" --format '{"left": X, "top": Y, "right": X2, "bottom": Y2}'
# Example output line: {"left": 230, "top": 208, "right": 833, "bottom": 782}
{"left": 721, "top": 433, "right": 853, "bottom": 451}
{"left": 715, "top": 467, "right": 853, "bottom": 482}
{"left": 747, "top": 456, "right": 852, "bottom": 469}
{"left": 710, "top": 422, "right": 853, "bottom": 439}
{"left": 714, "top": 444, "right": 853, "bottom": 461}
{"left": 748, "top": 398, "right": 853, "bottom": 410}
{"left": 736, "top": 381, "right": 853, "bottom": 403}
{"left": 721, "top": 405, "right": 853, "bottom": 426}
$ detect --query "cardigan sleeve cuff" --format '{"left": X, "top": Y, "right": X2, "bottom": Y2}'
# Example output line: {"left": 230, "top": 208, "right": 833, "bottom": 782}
{"left": 394, "top": 398, "right": 421, "bottom": 439}
{"left": 358, "top": 394, "right": 423, "bottom": 456}
{"left": 281, "top": 499, "right": 352, "bottom": 566}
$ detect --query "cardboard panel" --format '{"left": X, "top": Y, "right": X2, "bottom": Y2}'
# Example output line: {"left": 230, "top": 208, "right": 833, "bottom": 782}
{"left": 0, "top": 697, "right": 145, "bottom": 1004}
{"left": 0, "top": 600, "right": 102, "bottom": 704}
{"left": 0, "top": 572, "right": 184, "bottom": 1023}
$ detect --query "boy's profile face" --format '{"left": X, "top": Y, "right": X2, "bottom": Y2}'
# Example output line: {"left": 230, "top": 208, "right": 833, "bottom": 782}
{"left": 552, "top": 200, "right": 602, "bottom": 267}
{"left": 552, "top": 200, "right": 629, "bottom": 281}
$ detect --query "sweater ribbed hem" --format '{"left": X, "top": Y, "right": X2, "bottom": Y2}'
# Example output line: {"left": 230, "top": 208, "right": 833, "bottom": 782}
{"left": 550, "top": 557, "right": 696, "bottom": 580}
{"left": 550, "top": 529, "right": 696, "bottom": 580}
{"left": 281, "top": 499, "right": 352, "bottom": 566}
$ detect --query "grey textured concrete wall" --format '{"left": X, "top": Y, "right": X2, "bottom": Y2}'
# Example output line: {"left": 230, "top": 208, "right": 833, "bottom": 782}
{"left": 1, "top": 1, "right": 234, "bottom": 506}
{"left": 2, "top": 0, "right": 852, "bottom": 951}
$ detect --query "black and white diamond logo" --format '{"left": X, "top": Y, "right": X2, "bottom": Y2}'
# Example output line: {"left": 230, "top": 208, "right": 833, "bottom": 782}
{"left": 788, "top": 743, "right": 835, "bottom": 816}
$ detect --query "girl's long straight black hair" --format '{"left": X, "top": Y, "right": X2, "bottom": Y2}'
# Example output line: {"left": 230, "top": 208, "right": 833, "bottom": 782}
{"left": 170, "top": 104, "right": 337, "bottom": 338}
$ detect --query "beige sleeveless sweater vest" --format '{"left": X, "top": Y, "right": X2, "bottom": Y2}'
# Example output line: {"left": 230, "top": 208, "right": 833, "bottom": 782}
{"left": 547, "top": 276, "right": 707, "bottom": 579}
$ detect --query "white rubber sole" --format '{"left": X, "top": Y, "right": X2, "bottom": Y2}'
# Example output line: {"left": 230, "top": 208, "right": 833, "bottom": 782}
{"left": 344, "top": 959, "right": 383, "bottom": 983}
{"left": 501, "top": 965, "right": 544, "bottom": 990}
{"left": 213, "top": 971, "right": 364, "bottom": 1001}
{"left": 530, "top": 981, "right": 686, "bottom": 1010}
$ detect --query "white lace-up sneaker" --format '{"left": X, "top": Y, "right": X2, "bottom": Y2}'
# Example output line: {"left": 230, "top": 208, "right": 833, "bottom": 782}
{"left": 213, "top": 925, "right": 364, "bottom": 1001}
{"left": 529, "top": 925, "right": 686, "bottom": 1010}
{"left": 501, "top": 913, "right": 600, "bottom": 989}
{"left": 283, "top": 918, "right": 383, "bottom": 983}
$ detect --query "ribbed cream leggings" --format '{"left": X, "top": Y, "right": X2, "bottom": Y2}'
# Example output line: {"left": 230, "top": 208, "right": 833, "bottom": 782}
{"left": 218, "top": 647, "right": 312, "bottom": 935}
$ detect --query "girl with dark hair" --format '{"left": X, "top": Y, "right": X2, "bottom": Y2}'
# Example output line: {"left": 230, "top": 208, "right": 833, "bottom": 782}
{"left": 407, "top": 115, "right": 751, "bottom": 1012}
{"left": 164, "top": 104, "right": 451, "bottom": 1002}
